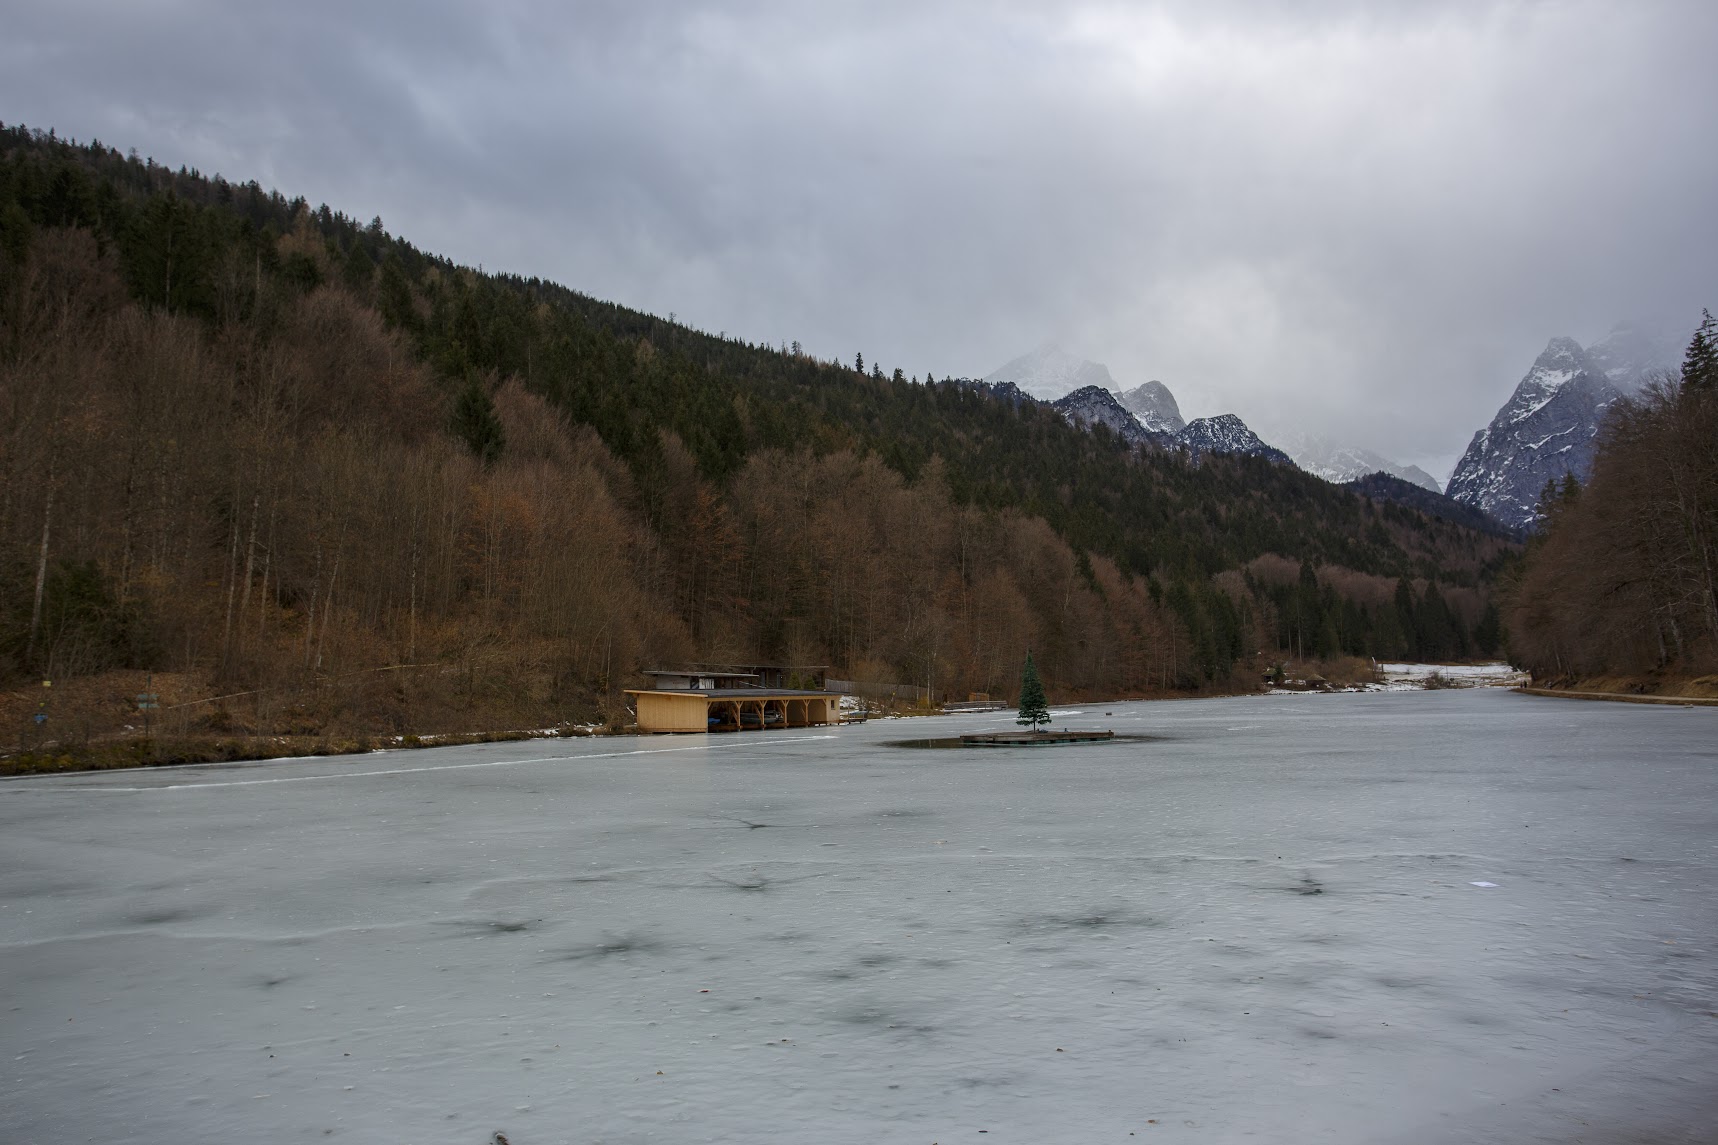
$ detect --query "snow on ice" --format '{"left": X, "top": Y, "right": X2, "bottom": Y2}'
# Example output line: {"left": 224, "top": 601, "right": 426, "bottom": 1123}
{"left": 2, "top": 690, "right": 1715, "bottom": 1142}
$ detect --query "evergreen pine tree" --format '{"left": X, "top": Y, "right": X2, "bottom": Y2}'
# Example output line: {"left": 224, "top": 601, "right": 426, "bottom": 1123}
{"left": 1473, "top": 601, "right": 1503, "bottom": 658}
{"left": 1017, "top": 652, "right": 1050, "bottom": 727}
{"left": 452, "top": 376, "right": 506, "bottom": 466}
{"left": 341, "top": 241, "right": 374, "bottom": 290}
{"left": 1417, "top": 581, "right": 1461, "bottom": 661}
{"left": 1372, "top": 601, "right": 1407, "bottom": 659}
{"left": 1393, "top": 578, "right": 1418, "bottom": 659}
{"left": 1681, "top": 309, "right": 1716, "bottom": 393}
{"left": 376, "top": 257, "right": 417, "bottom": 332}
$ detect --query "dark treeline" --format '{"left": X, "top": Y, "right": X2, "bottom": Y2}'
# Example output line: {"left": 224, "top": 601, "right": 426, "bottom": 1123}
{"left": 1248, "top": 558, "right": 1500, "bottom": 664}
{"left": 1342, "top": 472, "right": 1521, "bottom": 541}
{"left": 1507, "top": 314, "right": 1718, "bottom": 680}
{"left": 0, "top": 124, "right": 1513, "bottom": 736}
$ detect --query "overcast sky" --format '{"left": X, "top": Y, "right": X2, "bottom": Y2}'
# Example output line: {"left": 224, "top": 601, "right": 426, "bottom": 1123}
{"left": 5, "top": 1, "right": 1716, "bottom": 478}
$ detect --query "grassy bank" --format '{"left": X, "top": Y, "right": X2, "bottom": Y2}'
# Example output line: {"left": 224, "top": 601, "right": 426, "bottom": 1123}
{"left": 0, "top": 726, "right": 628, "bottom": 777}
{"left": 1518, "top": 674, "right": 1718, "bottom": 706}
{"left": 0, "top": 665, "right": 629, "bottom": 777}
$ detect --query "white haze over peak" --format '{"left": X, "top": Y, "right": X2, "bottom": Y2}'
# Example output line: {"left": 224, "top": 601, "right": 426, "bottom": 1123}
{"left": 3, "top": 2, "right": 1715, "bottom": 473}
{"left": 984, "top": 344, "right": 1116, "bottom": 400}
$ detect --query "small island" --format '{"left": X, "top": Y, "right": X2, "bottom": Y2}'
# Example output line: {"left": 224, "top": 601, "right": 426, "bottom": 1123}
{"left": 960, "top": 652, "right": 1115, "bottom": 747}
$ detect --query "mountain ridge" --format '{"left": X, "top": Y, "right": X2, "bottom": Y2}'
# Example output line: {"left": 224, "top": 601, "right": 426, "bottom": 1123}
{"left": 1045, "top": 385, "right": 1296, "bottom": 467}
{"left": 1446, "top": 326, "right": 1675, "bottom": 530}
{"left": 1344, "top": 472, "right": 1519, "bottom": 539}
{"left": 1175, "top": 414, "right": 1293, "bottom": 466}
{"left": 991, "top": 347, "right": 1433, "bottom": 487}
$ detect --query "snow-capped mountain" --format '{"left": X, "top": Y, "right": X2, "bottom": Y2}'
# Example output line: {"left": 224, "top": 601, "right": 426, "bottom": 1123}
{"left": 1285, "top": 434, "right": 1441, "bottom": 492}
{"left": 1051, "top": 386, "right": 1161, "bottom": 446}
{"left": 984, "top": 344, "right": 1116, "bottom": 400}
{"left": 991, "top": 349, "right": 1287, "bottom": 466}
{"left": 1114, "top": 381, "right": 1186, "bottom": 434}
{"left": 1446, "top": 326, "right": 1674, "bottom": 530}
{"left": 1174, "top": 415, "right": 1293, "bottom": 465}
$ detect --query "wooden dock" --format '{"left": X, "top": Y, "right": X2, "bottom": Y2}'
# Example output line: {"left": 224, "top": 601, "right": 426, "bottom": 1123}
{"left": 958, "top": 729, "right": 1115, "bottom": 747}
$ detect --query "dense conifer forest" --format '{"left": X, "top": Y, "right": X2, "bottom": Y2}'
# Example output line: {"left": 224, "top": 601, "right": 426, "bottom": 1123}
{"left": 0, "top": 124, "right": 1518, "bottom": 752}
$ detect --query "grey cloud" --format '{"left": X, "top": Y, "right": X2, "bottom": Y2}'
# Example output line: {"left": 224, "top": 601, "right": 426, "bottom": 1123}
{"left": 4, "top": 0, "right": 1715, "bottom": 477}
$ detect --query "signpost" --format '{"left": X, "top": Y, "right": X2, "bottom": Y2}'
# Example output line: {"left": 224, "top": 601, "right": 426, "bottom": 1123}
{"left": 35, "top": 679, "right": 49, "bottom": 745}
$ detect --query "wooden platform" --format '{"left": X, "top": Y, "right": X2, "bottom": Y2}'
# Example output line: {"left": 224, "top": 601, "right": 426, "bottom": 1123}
{"left": 959, "top": 729, "right": 1115, "bottom": 747}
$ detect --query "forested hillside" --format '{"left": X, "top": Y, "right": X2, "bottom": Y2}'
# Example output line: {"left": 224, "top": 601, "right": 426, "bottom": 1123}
{"left": 1507, "top": 314, "right": 1718, "bottom": 687}
{"left": 0, "top": 124, "right": 1515, "bottom": 751}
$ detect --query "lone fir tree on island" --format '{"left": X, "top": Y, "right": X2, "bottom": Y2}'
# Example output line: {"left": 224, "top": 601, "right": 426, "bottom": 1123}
{"left": 1017, "top": 652, "right": 1051, "bottom": 728}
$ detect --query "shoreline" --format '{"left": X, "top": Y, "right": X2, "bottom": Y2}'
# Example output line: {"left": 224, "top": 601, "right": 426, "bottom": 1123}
{"left": 3, "top": 668, "right": 1543, "bottom": 778}
{"left": 1516, "top": 686, "right": 1718, "bottom": 707}
{"left": 1, "top": 684, "right": 1261, "bottom": 778}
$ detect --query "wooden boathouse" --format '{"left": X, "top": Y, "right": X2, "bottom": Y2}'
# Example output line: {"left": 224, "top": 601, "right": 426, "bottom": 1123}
{"left": 626, "top": 669, "right": 840, "bottom": 733}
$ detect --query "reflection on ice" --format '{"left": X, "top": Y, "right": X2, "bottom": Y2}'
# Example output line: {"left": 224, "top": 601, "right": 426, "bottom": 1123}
{"left": 890, "top": 733, "right": 1166, "bottom": 750}
{"left": 2, "top": 689, "right": 1715, "bottom": 1143}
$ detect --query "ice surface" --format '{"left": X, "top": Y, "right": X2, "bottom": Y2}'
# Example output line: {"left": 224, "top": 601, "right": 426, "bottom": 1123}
{"left": 3, "top": 690, "right": 1716, "bottom": 1143}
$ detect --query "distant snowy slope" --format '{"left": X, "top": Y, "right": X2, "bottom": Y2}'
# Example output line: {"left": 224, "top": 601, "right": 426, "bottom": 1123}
{"left": 1391, "top": 462, "right": 1442, "bottom": 491}
{"left": 1286, "top": 434, "right": 1442, "bottom": 492}
{"left": 984, "top": 344, "right": 1116, "bottom": 400}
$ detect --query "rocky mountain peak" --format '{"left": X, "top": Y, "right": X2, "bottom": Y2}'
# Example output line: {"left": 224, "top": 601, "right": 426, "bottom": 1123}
{"left": 1113, "top": 380, "right": 1186, "bottom": 434}
{"left": 1446, "top": 328, "right": 1676, "bottom": 531}
{"left": 992, "top": 349, "right": 1286, "bottom": 469}
{"left": 1174, "top": 415, "right": 1292, "bottom": 465}
{"left": 1051, "top": 385, "right": 1160, "bottom": 446}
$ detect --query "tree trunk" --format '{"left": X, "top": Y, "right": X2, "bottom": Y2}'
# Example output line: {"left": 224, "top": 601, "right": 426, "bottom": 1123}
{"left": 236, "top": 491, "right": 261, "bottom": 654}
{"left": 221, "top": 481, "right": 242, "bottom": 667}
{"left": 25, "top": 476, "right": 54, "bottom": 667}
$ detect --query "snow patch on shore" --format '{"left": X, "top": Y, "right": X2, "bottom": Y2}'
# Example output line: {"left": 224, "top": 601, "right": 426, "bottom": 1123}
{"left": 1377, "top": 661, "right": 1527, "bottom": 687}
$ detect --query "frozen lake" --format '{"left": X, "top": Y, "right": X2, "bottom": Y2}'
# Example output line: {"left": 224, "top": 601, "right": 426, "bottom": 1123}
{"left": 3, "top": 690, "right": 1716, "bottom": 1144}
